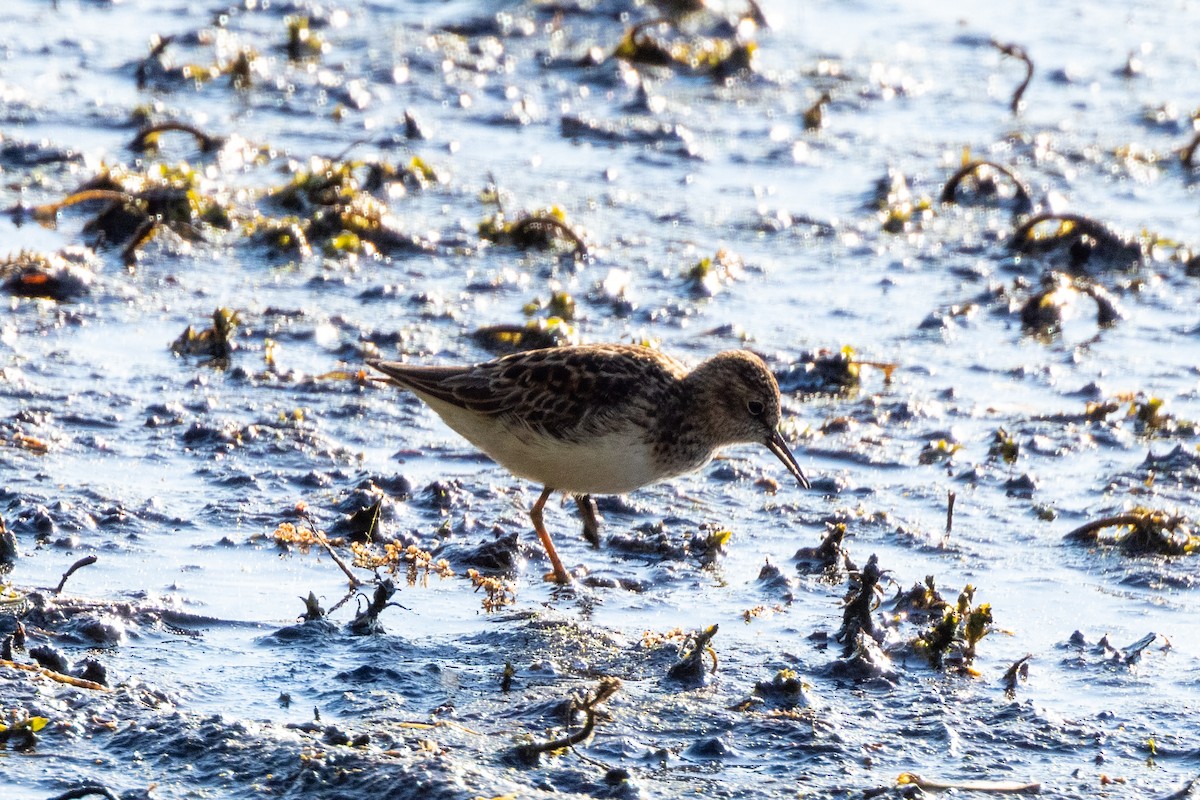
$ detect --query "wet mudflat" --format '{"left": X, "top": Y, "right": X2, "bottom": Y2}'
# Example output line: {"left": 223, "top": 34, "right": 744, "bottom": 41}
{"left": 2, "top": 0, "right": 1199, "bottom": 797}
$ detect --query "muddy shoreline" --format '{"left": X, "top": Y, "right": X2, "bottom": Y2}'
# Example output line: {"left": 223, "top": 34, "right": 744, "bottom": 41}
{"left": 3, "top": 0, "right": 1200, "bottom": 797}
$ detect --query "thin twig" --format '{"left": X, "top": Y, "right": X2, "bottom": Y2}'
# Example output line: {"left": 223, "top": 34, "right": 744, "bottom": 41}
{"left": 899, "top": 772, "right": 1041, "bottom": 794}
{"left": 0, "top": 658, "right": 112, "bottom": 692}
{"left": 991, "top": 40, "right": 1034, "bottom": 115}
{"left": 327, "top": 587, "right": 359, "bottom": 615}
{"left": 515, "top": 677, "right": 622, "bottom": 759}
{"left": 315, "top": 530, "right": 365, "bottom": 588}
{"left": 299, "top": 511, "right": 365, "bottom": 588}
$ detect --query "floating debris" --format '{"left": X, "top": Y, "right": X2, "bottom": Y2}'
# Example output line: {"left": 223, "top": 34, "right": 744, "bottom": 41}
{"left": 0, "top": 712, "right": 50, "bottom": 752}
{"left": 1009, "top": 213, "right": 1146, "bottom": 271}
{"left": 1084, "top": 394, "right": 1198, "bottom": 437}
{"left": 0, "top": 655, "right": 111, "bottom": 693}
{"left": 512, "top": 676, "right": 622, "bottom": 764}
{"left": 988, "top": 429, "right": 1019, "bottom": 465}
{"left": 612, "top": 16, "right": 758, "bottom": 80}
{"left": 351, "top": 542, "right": 453, "bottom": 587}
{"left": 0, "top": 516, "right": 15, "bottom": 565}
{"left": 338, "top": 496, "right": 383, "bottom": 544}
{"left": 940, "top": 158, "right": 1033, "bottom": 215}
{"left": 52, "top": 555, "right": 98, "bottom": 596}
{"left": 802, "top": 91, "right": 832, "bottom": 131}
{"left": 912, "top": 585, "right": 994, "bottom": 672}
{"left": 1002, "top": 653, "right": 1032, "bottom": 699}
{"left": 891, "top": 575, "right": 949, "bottom": 623}
{"left": 1, "top": 249, "right": 93, "bottom": 302}
{"left": 750, "top": 668, "right": 814, "bottom": 710}
{"left": 471, "top": 318, "right": 578, "bottom": 355}
{"left": 478, "top": 207, "right": 588, "bottom": 256}
{"left": 298, "top": 591, "right": 326, "bottom": 622}
{"left": 1018, "top": 272, "right": 1125, "bottom": 337}
{"left": 896, "top": 771, "right": 1041, "bottom": 794}
{"left": 1181, "top": 131, "right": 1200, "bottom": 170}
{"left": 1066, "top": 508, "right": 1198, "bottom": 556}
{"left": 918, "top": 438, "right": 961, "bottom": 465}
{"left": 26, "top": 163, "right": 227, "bottom": 266}
{"left": 129, "top": 120, "right": 224, "bottom": 154}
{"left": 261, "top": 155, "right": 437, "bottom": 256}
{"left": 523, "top": 290, "right": 577, "bottom": 322}
{"left": 794, "top": 523, "right": 853, "bottom": 579}
{"left": 347, "top": 579, "right": 403, "bottom": 635}
{"left": 466, "top": 569, "right": 516, "bottom": 612}
{"left": 836, "top": 554, "right": 884, "bottom": 655}
{"left": 171, "top": 307, "right": 240, "bottom": 364}
{"left": 684, "top": 248, "right": 744, "bottom": 297}
{"left": 667, "top": 624, "right": 719, "bottom": 683}
{"left": 991, "top": 39, "right": 1035, "bottom": 114}
{"left": 774, "top": 346, "right": 894, "bottom": 395}
{"left": 285, "top": 15, "right": 328, "bottom": 61}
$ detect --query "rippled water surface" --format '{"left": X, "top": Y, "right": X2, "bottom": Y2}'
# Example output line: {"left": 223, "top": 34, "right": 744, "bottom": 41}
{"left": 2, "top": 0, "right": 1199, "bottom": 797}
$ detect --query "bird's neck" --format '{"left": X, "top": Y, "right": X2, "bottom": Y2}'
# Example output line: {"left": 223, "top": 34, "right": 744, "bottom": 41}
{"left": 648, "top": 391, "right": 722, "bottom": 476}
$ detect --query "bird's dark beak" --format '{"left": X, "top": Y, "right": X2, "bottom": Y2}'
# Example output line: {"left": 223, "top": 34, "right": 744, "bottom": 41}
{"left": 765, "top": 430, "right": 810, "bottom": 490}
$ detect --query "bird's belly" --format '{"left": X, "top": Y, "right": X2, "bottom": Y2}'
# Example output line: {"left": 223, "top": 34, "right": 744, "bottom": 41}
{"left": 512, "top": 433, "right": 676, "bottom": 494}
{"left": 427, "top": 399, "right": 681, "bottom": 494}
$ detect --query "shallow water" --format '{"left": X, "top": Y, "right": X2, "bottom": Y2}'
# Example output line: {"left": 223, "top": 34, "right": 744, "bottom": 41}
{"left": 2, "top": 0, "right": 1199, "bottom": 797}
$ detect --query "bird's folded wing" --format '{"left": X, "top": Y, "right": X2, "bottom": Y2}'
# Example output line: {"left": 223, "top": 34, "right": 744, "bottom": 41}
{"left": 368, "top": 346, "right": 683, "bottom": 437}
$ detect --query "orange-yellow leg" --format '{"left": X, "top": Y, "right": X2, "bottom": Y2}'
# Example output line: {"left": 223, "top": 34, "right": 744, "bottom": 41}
{"left": 531, "top": 486, "right": 572, "bottom": 584}
{"left": 575, "top": 494, "right": 602, "bottom": 548}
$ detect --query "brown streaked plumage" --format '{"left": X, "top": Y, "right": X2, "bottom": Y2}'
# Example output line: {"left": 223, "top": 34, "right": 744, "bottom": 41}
{"left": 368, "top": 344, "right": 809, "bottom": 584}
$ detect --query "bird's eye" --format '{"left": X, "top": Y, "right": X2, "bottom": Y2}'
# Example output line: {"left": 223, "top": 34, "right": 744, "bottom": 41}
{"left": 747, "top": 400, "right": 764, "bottom": 416}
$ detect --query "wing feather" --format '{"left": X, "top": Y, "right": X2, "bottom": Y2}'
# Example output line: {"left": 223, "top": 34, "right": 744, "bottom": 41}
{"left": 367, "top": 345, "right": 686, "bottom": 439}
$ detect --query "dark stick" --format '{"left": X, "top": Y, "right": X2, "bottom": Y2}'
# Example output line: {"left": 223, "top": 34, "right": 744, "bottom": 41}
{"left": 46, "top": 786, "right": 122, "bottom": 800}
{"left": 991, "top": 40, "right": 1034, "bottom": 115}
{"left": 53, "top": 555, "right": 98, "bottom": 595}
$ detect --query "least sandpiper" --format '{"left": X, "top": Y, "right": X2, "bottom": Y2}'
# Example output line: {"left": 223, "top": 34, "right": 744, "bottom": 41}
{"left": 368, "top": 344, "right": 809, "bottom": 584}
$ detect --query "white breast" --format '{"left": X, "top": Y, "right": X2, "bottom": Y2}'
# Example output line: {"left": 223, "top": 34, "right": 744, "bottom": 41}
{"left": 419, "top": 395, "right": 691, "bottom": 495}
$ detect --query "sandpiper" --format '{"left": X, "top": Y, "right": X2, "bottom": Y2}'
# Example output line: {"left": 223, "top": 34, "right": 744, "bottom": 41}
{"left": 367, "top": 344, "right": 809, "bottom": 584}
